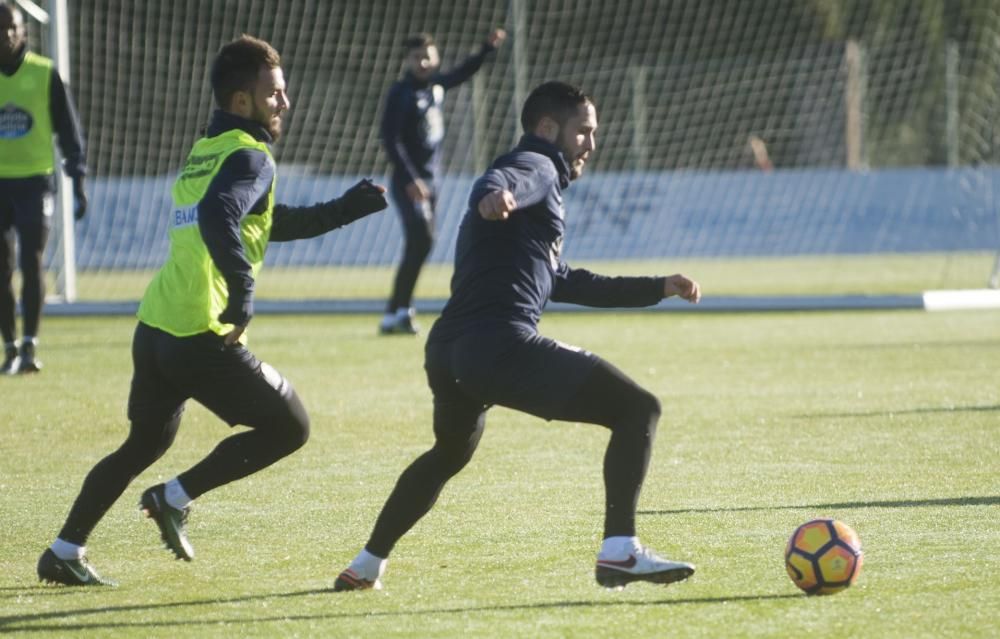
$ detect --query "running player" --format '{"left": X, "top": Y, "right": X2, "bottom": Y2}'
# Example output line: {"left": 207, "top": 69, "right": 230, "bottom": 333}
{"left": 38, "top": 35, "right": 387, "bottom": 586}
{"left": 337, "top": 81, "right": 700, "bottom": 591}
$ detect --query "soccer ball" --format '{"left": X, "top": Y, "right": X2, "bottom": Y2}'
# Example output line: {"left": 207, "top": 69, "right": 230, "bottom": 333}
{"left": 785, "top": 518, "right": 863, "bottom": 595}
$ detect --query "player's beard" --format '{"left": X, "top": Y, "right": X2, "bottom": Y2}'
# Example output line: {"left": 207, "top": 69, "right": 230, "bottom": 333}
{"left": 252, "top": 103, "right": 283, "bottom": 142}
{"left": 559, "top": 135, "right": 589, "bottom": 180}
{"left": 0, "top": 38, "right": 17, "bottom": 59}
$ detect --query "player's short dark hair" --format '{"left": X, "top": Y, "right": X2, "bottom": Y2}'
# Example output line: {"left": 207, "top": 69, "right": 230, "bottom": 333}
{"left": 403, "top": 32, "right": 435, "bottom": 51}
{"left": 520, "top": 81, "right": 593, "bottom": 133}
{"left": 210, "top": 35, "right": 281, "bottom": 109}
{"left": 0, "top": 1, "right": 21, "bottom": 19}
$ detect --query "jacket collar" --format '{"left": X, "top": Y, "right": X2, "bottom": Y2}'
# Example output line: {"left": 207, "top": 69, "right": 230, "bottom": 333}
{"left": 205, "top": 109, "right": 273, "bottom": 143}
{"left": 517, "top": 133, "right": 571, "bottom": 189}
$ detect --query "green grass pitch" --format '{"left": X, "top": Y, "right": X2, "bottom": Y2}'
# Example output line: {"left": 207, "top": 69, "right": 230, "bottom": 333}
{"left": 60, "top": 251, "right": 998, "bottom": 301}
{"left": 1, "top": 310, "right": 998, "bottom": 637}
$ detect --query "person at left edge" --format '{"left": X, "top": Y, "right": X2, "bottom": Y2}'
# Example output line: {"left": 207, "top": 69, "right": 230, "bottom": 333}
{"left": 0, "top": 1, "right": 88, "bottom": 374}
{"left": 36, "top": 34, "right": 388, "bottom": 586}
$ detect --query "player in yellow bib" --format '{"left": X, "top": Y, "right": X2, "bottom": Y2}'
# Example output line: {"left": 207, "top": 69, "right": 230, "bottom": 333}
{"left": 0, "top": 2, "right": 89, "bottom": 374}
{"left": 38, "top": 35, "right": 387, "bottom": 586}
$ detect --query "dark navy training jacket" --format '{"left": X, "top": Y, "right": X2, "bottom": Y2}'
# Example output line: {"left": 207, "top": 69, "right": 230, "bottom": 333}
{"left": 380, "top": 43, "right": 495, "bottom": 185}
{"left": 428, "top": 134, "right": 666, "bottom": 343}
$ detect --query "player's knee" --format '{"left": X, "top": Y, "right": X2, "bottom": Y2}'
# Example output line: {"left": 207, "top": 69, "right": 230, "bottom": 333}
{"left": 628, "top": 388, "right": 661, "bottom": 438}
{"left": 292, "top": 414, "right": 311, "bottom": 449}
{"left": 116, "top": 441, "right": 163, "bottom": 472}
{"left": 643, "top": 391, "right": 662, "bottom": 423}
{"left": 433, "top": 431, "right": 482, "bottom": 475}
{"left": 19, "top": 256, "right": 43, "bottom": 279}
{"left": 433, "top": 442, "right": 469, "bottom": 473}
{"left": 279, "top": 407, "right": 311, "bottom": 452}
{"left": 121, "top": 418, "right": 180, "bottom": 469}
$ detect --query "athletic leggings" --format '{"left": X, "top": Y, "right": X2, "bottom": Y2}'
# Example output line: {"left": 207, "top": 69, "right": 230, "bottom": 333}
{"left": 57, "top": 323, "right": 310, "bottom": 545}
{"left": 386, "top": 176, "right": 436, "bottom": 313}
{"left": 0, "top": 185, "right": 50, "bottom": 342}
{"left": 365, "top": 340, "right": 661, "bottom": 557}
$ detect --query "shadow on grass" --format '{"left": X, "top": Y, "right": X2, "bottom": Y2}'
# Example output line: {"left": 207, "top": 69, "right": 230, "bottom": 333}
{"left": 639, "top": 495, "right": 1000, "bottom": 516}
{"left": 792, "top": 404, "right": 1000, "bottom": 419}
{"left": 0, "top": 590, "right": 799, "bottom": 631}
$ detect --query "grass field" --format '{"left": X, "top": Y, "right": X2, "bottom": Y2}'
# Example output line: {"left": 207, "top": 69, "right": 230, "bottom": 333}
{"left": 52, "top": 251, "right": 999, "bottom": 301}
{"left": 1, "top": 310, "right": 998, "bottom": 637}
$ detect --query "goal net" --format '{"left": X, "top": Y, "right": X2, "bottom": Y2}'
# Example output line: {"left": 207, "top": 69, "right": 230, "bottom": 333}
{"left": 31, "top": 0, "right": 1000, "bottom": 308}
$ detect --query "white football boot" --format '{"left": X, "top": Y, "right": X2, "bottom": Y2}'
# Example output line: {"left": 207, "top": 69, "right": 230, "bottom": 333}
{"left": 333, "top": 550, "right": 386, "bottom": 592}
{"left": 595, "top": 542, "right": 695, "bottom": 589}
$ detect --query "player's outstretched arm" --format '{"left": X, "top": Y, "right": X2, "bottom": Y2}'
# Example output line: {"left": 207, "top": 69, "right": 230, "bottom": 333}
{"left": 438, "top": 28, "right": 506, "bottom": 89}
{"left": 269, "top": 179, "right": 388, "bottom": 241}
{"left": 664, "top": 273, "right": 701, "bottom": 303}
{"left": 551, "top": 266, "right": 665, "bottom": 308}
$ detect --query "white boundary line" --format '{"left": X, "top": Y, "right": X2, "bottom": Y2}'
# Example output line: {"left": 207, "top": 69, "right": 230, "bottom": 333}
{"left": 922, "top": 289, "right": 1000, "bottom": 311}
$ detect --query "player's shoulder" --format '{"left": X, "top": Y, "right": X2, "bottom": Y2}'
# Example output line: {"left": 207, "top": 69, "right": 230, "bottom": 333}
{"left": 505, "top": 149, "right": 559, "bottom": 182}
{"left": 220, "top": 147, "right": 273, "bottom": 180}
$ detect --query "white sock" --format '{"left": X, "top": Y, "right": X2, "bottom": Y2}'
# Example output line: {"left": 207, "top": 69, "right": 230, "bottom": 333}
{"left": 22, "top": 335, "right": 37, "bottom": 346}
{"left": 51, "top": 538, "right": 85, "bottom": 560}
{"left": 599, "top": 535, "right": 640, "bottom": 559}
{"left": 164, "top": 478, "right": 192, "bottom": 510}
{"left": 395, "top": 307, "right": 415, "bottom": 320}
{"left": 350, "top": 548, "right": 387, "bottom": 580}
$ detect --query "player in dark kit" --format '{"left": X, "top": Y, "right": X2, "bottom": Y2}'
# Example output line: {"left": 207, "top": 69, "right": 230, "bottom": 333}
{"left": 336, "top": 81, "right": 701, "bottom": 591}
{"left": 37, "top": 35, "right": 387, "bottom": 586}
{"left": 378, "top": 28, "right": 506, "bottom": 335}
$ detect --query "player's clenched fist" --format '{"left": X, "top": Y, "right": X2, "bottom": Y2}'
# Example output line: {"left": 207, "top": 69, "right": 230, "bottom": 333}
{"left": 487, "top": 29, "right": 507, "bottom": 49}
{"left": 340, "top": 178, "right": 388, "bottom": 218}
{"left": 478, "top": 189, "right": 517, "bottom": 221}
{"left": 664, "top": 274, "right": 701, "bottom": 303}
